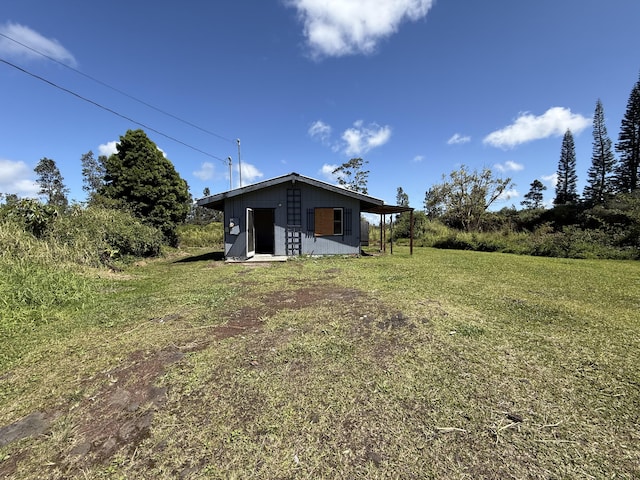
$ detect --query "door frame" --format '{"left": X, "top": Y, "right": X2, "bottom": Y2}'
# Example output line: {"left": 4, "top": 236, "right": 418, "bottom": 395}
{"left": 246, "top": 208, "right": 255, "bottom": 258}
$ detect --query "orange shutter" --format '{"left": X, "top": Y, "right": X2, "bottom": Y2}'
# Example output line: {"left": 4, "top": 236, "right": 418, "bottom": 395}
{"left": 315, "top": 208, "right": 334, "bottom": 236}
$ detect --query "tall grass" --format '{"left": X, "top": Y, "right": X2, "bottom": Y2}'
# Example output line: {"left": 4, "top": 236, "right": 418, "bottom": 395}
{"left": 177, "top": 221, "right": 223, "bottom": 247}
{"left": 0, "top": 221, "right": 92, "bottom": 367}
{"left": 0, "top": 206, "right": 164, "bottom": 368}
{"left": 373, "top": 219, "right": 639, "bottom": 260}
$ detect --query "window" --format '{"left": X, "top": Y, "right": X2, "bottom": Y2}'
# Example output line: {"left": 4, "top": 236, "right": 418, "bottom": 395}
{"left": 314, "top": 207, "right": 343, "bottom": 236}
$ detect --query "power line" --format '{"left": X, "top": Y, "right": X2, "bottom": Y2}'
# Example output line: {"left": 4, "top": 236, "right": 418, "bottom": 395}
{"left": 0, "top": 57, "right": 230, "bottom": 164}
{"left": 0, "top": 31, "right": 236, "bottom": 145}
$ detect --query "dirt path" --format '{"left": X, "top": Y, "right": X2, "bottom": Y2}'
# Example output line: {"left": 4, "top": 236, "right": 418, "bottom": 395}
{"left": 0, "top": 283, "right": 373, "bottom": 478}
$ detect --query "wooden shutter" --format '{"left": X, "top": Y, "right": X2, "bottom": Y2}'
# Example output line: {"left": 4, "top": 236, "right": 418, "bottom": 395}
{"left": 315, "top": 208, "right": 334, "bottom": 236}
{"left": 344, "top": 208, "right": 352, "bottom": 236}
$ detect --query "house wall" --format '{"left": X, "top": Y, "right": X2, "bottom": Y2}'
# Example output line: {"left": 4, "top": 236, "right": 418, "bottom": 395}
{"left": 222, "top": 182, "right": 362, "bottom": 259}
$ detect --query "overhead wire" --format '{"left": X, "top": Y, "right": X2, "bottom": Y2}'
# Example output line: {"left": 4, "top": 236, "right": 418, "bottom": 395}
{"left": 0, "top": 57, "right": 230, "bottom": 164}
{"left": 0, "top": 31, "right": 236, "bottom": 145}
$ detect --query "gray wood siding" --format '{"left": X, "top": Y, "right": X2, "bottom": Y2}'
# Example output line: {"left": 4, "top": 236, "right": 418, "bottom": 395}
{"left": 222, "top": 182, "right": 361, "bottom": 259}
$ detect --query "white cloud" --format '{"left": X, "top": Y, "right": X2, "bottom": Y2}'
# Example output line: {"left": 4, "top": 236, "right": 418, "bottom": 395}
{"left": 542, "top": 173, "right": 558, "bottom": 188}
{"left": 447, "top": 133, "right": 471, "bottom": 145}
{"left": 97, "top": 141, "right": 118, "bottom": 157}
{"left": 194, "top": 162, "right": 215, "bottom": 181}
{"left": 287, "top": 0, "right": 435, "bottom": 58}
{"left": 0, "top": 22, "right": 77, "bottom": 66}
{"left": 237, "top": 163, "right": 263, "bottom": 186}
{"left": 483, "top": 107, "right": 591, "bottom": 149}
{"left": 310, "top": 119, "right": 392, "bottom": 156}
{"left": 342, "top": 120, "right": 391, "bottom": 156}
{"left": 0, "top": 158, "right": 39, "bottom": 198}
{"left": 497, "top": 188, "right": 519, "bottom": 202}
{"left": 98, "top": 140, "right": 167, "bottom": 158}
{"left": 494, "top": 160, "right": 524, "bottom": 173}
{"left": 308, "top": 120, "right": 332, "bottom": 144}
{"left": 320, "top": 163, "right": 339, "bottom": 182}
{"left": 412, "top": 155, "right": 424, "bottom": 163}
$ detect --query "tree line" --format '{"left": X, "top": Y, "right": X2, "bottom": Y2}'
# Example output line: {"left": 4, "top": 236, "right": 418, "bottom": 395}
{"left": 386, "top": 75, "right": 640, "bottom": 258}
{"left": 0, "top": 129, "right": 218, "bottom": 247}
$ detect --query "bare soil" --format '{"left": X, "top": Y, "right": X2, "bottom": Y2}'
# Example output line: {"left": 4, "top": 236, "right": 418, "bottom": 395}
{"left": 0, "top": 283, "right": 391, "bottom": 478}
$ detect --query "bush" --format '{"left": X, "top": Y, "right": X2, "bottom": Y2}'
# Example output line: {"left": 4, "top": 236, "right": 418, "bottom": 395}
{"left": 0, "top": 221, "right": 92, "bottom": 335}
{"left": 48, "top": 206, "right": 163, "bottom": 265}
{"left": 0, "top": 199, "right": 58, "bottom": 238}
{"left": 177, "top": 222, "right": 224, "bottom": 247}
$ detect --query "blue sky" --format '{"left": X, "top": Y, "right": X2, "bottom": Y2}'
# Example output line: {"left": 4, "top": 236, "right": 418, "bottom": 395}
{"left": 1, "top": 0, "right": 639, "bottom": 211}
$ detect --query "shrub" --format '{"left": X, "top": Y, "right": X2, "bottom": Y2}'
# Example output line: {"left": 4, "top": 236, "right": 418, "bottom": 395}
{"left": 0, "top": 199, "right": 58, "bottom": 238}
{"left": 177, "top": 222, "right": 224, "bottom": 247}
{"left": 47, "top": 206, "right": 163, "bottom": 265}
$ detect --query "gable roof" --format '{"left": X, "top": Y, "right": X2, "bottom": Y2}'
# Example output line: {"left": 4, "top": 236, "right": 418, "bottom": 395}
{"left": 196, "top": 172, "right": 392, "bottom": 212}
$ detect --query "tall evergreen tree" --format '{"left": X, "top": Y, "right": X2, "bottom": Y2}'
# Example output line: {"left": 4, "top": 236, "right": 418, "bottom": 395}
{"left": 615, "top": 76, "right": 640, "bottom": 193}
{"left": 584, "top": 100, "right": 616, "bottom": 205}
{"left": 101, "top": 129, "right": 191, "bottom": 246}
{"left": 34, "top": 157, "right": 69, "bottom": 208}
{"left": 554, "top": 130, "right": 578, "bottom": 205}
{"left": 521, "top": 179, "right": 546, "bottom": 209}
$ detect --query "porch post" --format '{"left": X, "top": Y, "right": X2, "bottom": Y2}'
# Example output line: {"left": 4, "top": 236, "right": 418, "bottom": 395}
{"left": 410, "top": 209, "right": 414, "bottom": 255}
{"left": 390, "top": 216, "right": 394, "bottom": 254}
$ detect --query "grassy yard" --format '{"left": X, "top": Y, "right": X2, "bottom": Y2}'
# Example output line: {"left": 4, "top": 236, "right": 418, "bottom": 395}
{"left": 1, "top": 248, "right": 639, "bottom": 479}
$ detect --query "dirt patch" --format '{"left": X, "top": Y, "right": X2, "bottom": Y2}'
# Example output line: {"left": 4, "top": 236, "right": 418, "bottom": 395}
{"left": 0, "top": 283, "right": 408, "bottom": 477}
{"left": 60, "top": 315, "right": 267, "bottom": 472}
{"left": 0, "top": 412, "right": 50, "bottom": 448}
{"left": 0, "top": 311, "right": 267, "bottom": 478}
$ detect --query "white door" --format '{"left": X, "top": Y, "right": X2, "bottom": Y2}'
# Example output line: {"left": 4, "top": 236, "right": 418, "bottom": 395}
{"left": 246, "top": 208, "right": 255, "bottom": 258}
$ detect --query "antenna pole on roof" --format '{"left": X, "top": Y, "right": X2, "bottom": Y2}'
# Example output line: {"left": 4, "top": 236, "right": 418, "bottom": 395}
{"left": 227, "top": 156, "right": 233, "bottom": 190}
{"left": 236, "top": 138, "right": 242, "bottom": 187}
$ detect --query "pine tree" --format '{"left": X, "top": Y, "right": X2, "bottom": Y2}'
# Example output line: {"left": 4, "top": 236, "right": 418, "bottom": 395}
{"left": 615, "top": 76, "right": 640, "bottom": 193}
{"left": 101, "top": 129, "right": 191, "bottom": 246}
{"left": 554, "top": 130, "right": 578, "bottom": 205}
{"left": 584, "top": 100, "right": 616, "bottom": 204}
{"left": 521, "top": 179, "right": 546, "bottom": 209}
{"left": 34, "top": 157, "right": 69, "bottom": 208}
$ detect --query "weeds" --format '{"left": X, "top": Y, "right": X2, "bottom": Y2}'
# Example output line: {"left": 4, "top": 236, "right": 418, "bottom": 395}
{"left": 1, "top": 247, "right": 638, "bottom": 479}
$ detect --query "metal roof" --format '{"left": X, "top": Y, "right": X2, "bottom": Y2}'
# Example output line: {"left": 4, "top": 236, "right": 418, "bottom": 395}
{"left": 196, "top": 172, "right": 395, "bottom": 212}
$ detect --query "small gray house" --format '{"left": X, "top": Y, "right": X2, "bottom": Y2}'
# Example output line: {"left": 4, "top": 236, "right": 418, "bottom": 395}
{"left": 196, "top": 172, "right": 412, "bottom": 261}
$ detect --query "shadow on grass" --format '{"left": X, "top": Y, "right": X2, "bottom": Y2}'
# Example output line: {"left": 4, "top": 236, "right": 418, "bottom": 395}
{"left": 174, "top": 251, "right": 225, "bottom": 263}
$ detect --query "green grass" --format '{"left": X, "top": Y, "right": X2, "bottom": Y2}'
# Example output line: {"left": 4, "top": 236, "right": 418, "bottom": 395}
{"left": 1, "top": 247, "right": 639, "bottom": 479}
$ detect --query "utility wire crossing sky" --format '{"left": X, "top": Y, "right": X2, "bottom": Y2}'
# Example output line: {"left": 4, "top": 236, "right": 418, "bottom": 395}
{"left": 1, "top": 1, "right": 638, "bottom": 208}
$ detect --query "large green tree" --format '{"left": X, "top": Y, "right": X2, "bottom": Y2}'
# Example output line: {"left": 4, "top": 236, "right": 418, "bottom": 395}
{"left": 332, "top": 158, "right": 369, "bottom": 194}
{"left": 615, "top": 76, "right": 640, "bottom": 193}
{"left": 583, "top": 100, "right": 616, "bottom": 205}
{"left": 425, "top": 165, "right": 513, "bottom": 231}
{"left": 34, "top": 157, "right": 69, "bottom": 208}
{"left": 100, "top": 129, "right": 191, "bottom": 245}
{"left": 554, "top": 130, "right": 579, "bottom": 205}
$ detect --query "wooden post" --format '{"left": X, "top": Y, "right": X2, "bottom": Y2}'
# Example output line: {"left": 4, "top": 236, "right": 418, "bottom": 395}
{"left": 383, "top": 215, "right": 386, "bottom": 252}
{"left": 390, "top": 216, "right": 394, "bottom": 254}
{"left": 410, "top": 209, "right": 414, "bottom": 255}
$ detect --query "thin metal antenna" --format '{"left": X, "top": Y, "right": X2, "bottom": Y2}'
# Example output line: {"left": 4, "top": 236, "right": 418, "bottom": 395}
{"left": 237, "top": 139, "right": 242, "bottom": 187}
{"left": 227, "top": 156, "right": 233, "bottom": 190}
